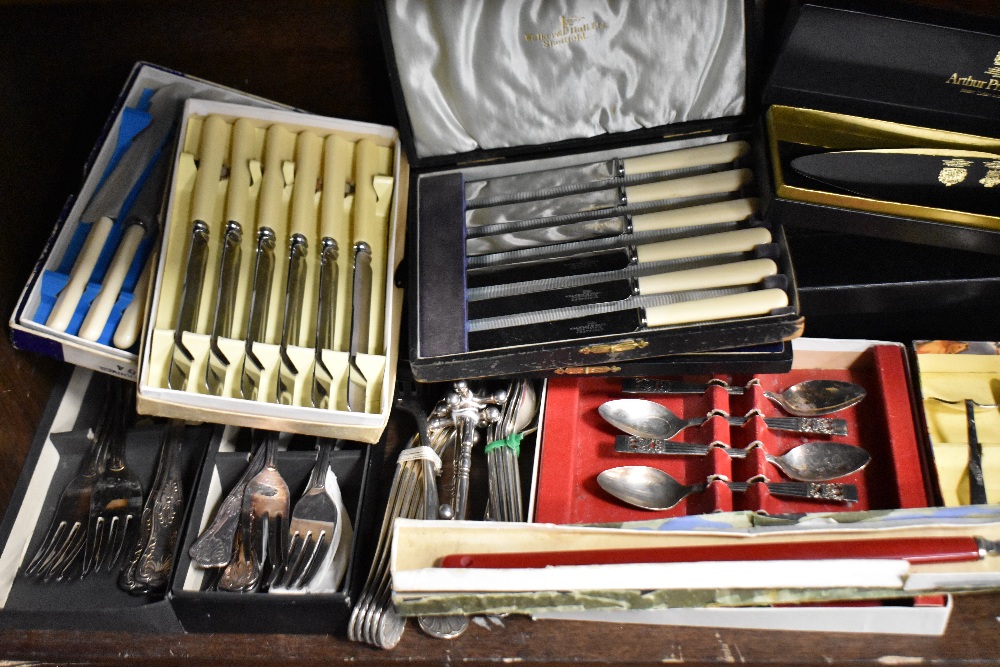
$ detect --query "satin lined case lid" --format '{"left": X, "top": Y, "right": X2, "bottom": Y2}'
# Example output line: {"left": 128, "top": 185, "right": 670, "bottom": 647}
{"left": 379, "top": 0, "right": 751, "bottom": 166}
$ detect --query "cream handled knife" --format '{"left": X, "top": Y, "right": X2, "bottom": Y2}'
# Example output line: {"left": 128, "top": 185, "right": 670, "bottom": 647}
{"left": 47, "top": 83, "right": 192, "bottom": 332}
{"left": 466, "top": 168, "right": 753, "bottom": 230}
{"left": 78, "top": 152, "right": 169, "bottom": 342}
{"left": 465, "top": 140, "right": 750, "bottom": 207}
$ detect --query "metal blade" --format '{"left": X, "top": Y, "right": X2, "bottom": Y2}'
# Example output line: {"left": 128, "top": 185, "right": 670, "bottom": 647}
{"left": 468, "top": 309, "right": 643, "bottom": 350}
{"left": 467, "top": 278, "right": 633, "bottom": 320}
{"left": 791, "top": 149, "right": 1000, "bottom": 216}
{"left": 311, "top": 238, "right": 339, "bottom": 409}
{"left": 347, "top": 242, "right": 373, "bottom": 412}
{"left": 467, "top": 248, "right": 633, "bottom": 290}
{"left": 276, "top": 233, "right": 309, "bottom": 405}
{"left": 240, "top": 227, "right": 276, "bottom": 401}
{"left": 465, "top": 158, "right": 617, "bottom": 206}
{"left": 205, "top": 221, "right": 244, "bottom": 395}
{"left": 466, "top": 186, "right": 623, "bottom": 230}
{"left": 465, "top": 215, "right": 627, "bottom": 256}
{"left": 82, "top": 83, "right": 193, "bottom": 224}
{"left": 167, "top": 220, "right": 210, "bottom": 390}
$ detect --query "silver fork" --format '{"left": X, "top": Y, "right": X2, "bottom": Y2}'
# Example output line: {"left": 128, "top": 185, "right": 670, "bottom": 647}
{"left": 23, "top": 378, "right": 117, "bottom": 581}
{"left": 243, "top": 431, "right": 290, "bottom": 590}
{"left": 274, "top": 439, "right": 339, "bottom": 589}
{"left": 85, "top": 380, "right": 143, "bottom": 574}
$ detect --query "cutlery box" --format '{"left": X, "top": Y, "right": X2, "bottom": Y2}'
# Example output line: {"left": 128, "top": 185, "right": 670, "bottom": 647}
{"left": 911, "top": 340, "right": 1000, "bottom": 508}
{"left": 0, "top": 367, "right": 209, "bottom": 632}
{"left": 761, "top": 3, "right": 1000, "bottom": 340}
{"left": 388, "top": 340, "right": 1000, "bottom": 623}
{"left": 8, "top": 62, "right": 288, "bottom": 382}
{"left": 533, "top": 338, "right": 931, "bottom": 525}
{"left": 377, "top": 0, "right": 804, "bottom": 382}
{"left": 168, "top": 427, "right": 381, "bottom": 635}
{"left": 135, "top": 98, "right": 409, "bottom": 443}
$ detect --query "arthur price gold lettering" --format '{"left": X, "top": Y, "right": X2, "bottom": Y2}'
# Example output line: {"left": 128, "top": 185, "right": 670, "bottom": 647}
{"left": 524, "top": 15, "right": 608, "bottom": 48}
{"left": 945, "top": 51, "right": 1000, "bottom": 96}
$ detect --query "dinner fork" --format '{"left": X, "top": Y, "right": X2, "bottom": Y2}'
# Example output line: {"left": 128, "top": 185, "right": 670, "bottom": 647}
{"left": 85, "top": 380, "right": 143, "bottom": 573}
{"left": 274, "top": 438, "right": 339, "bottom": 589}
{"left": 243, "top": 431, "right": 290, "bottom": 590}
{"left": 23, "top": 378, "right": 117, "bottom": 581}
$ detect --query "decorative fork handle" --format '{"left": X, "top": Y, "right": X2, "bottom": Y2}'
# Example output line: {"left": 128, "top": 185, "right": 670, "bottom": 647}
{"left": 188, "top": 436, "right": 267, "bottom": 568}
{"left": 134, "top": 423, "right": 187, "bottom": 593}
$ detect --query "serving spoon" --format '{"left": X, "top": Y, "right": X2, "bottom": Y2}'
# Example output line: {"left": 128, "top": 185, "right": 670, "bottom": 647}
{"left": 623, "top": 378, "right": 866, "bottom": 417}
{"left": 596, "top": 465, "right": 858, "bottom": 511}
{"left": 615, "top": 436, "right": 871, "bottom": 482}
{"left": 599, "top": 399, "right": 848, "bottom": 440}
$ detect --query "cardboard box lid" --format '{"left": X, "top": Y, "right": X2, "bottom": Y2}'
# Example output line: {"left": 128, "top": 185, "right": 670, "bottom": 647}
{"left": 764, "top": 3, "right": 1000, "bottom": 139}
{"left": 378, "top": 0, "right": 758, "bottom": 169}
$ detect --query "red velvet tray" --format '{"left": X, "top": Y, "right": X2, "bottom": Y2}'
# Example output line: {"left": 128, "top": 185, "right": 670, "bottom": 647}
{"left": 534, "top": 343, "right": 928, "bottom": 524}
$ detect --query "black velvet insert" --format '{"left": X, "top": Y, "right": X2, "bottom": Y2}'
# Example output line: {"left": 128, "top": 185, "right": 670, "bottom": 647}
{"left": 416, "top": 172, "right": 468, "bottom": 356}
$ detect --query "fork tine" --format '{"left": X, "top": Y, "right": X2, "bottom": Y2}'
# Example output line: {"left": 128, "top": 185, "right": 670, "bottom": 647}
{"left": 24, "top": 521, "right": 69, "bottom": 576}
{"left": 264, "top": 513, "right": 289, "bottom": 589}
{"left": 43, "top": 523, "right": 85, "bottom": 582}
{"left": 292, "top": 532, "right": 329, "bottom": 589}
{"left": 276, "top": 532, "right": 307, "bottom": 588}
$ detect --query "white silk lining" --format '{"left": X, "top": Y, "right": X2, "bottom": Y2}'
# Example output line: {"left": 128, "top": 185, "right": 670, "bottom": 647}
{"left": 387, "top": 0, "right": 747, "bottom": 158}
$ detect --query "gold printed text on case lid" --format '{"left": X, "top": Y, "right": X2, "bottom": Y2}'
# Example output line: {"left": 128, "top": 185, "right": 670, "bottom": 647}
{"left": 523, "top": 15, "right": 608, "bottom": 48}
{"left": 945, "top": 50, "right": 1000, "bottom": 98}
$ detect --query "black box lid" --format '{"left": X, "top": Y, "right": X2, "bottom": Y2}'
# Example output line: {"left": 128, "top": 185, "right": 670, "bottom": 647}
{"left": 764, "top": 3, "right": 1000, "bottom": 139}
{"left": 378, "top": 0, "right": 759, "bottom": 170}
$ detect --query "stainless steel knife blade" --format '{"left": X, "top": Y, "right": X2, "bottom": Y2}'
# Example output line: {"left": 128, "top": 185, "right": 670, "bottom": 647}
{"left": 276, "top": 233, "right": 309, "bottom": 405}
{"left": 311, "top": 238, "right": 339, "bottom": 409}
{"left": 205, "top": 221, "right": 244, "bottom": 395}
{"left": 239, "top": 227, "right": 276, "bottom": 401}
{"left": 167, "top": 221, "right": 210, "bottom": 391}
{"left": 347, "top": 241, "right": 373, "bottom": 412}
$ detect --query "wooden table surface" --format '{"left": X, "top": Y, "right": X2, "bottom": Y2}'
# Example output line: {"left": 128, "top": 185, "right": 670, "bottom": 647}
{"left": 2, "top": 1, "right": 1000, "bottom": 664}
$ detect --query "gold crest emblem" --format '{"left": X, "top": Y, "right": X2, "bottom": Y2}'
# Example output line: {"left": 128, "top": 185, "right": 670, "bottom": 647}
{"left": 981, "top": 160, "right": 1000, "bottom": 188}
{"left": 939, "top": 158, "right": 972, "bottom": 187}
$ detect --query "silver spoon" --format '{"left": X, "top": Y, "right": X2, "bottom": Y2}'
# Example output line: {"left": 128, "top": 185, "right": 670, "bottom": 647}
{"left": 623, "top": 378, "right": 866, "bottom": 416}
{"left": 615, "top": 436, "right": 871, "bottom": 482}
{"left": 763, "top": 380, "right": 866, "bottom": 416}
{"left": 599, "top": 399, "right": 848, "bottom": 440}
{"left": 597, "top": 466, "right": 858, "bottom": 510}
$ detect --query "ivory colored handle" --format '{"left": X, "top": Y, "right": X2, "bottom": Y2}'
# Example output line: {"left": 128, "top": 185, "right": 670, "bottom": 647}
{"left": 637, "top": 258, "right": 778, "bottom": 295}
{"left": 352, "top": 139, "right": 379, "bottom": 245}
{"left": 225, "top": 118, "right": 257, "bottom": 226}
{"left": 290, "top": 130, "right": 323, "bottom": 238}
{"left": 320, "top": 135, "right": 354, "bottom": 240}
{"left": 189, "top": 115, "right": 230, "bottom": 226}
{"left": 645, "top": 288, "right": 789, "bottom": 328}
{"left": 635, "top": 227, "right": 771, "bottom": 264}
{"left": 78, "top": 223, "right": 147, "bottom": 341}
{"left": 624, "top": 168, "right": 752, "bottom": 205}
{"left": 46, "top": 216, "right": 115, "bottom": 331}
{"left": 113, "top": 251, "right": 154, "bottom": 349}
{"left": 631, "top": 197, "right": 758, "bottom": 233}
{"left": 257, "top": 124, "right": 296, "bottom": 231}
{"left": 622, "top": 140, "right": 750, "bottom": 176}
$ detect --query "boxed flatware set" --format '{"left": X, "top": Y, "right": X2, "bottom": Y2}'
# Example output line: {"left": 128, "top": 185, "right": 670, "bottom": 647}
{"left": 6, "top": 0, "right": 1000, "bottom": 649}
